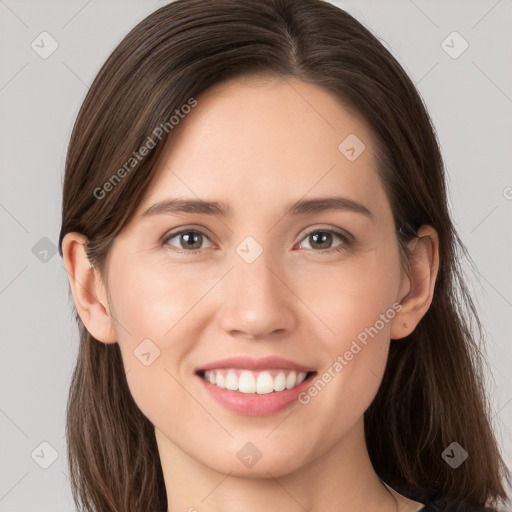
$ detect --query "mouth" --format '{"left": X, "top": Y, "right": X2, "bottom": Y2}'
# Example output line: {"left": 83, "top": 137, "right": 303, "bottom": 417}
{"left": 194, "top": 355, "right": 318, "bottom": 415}
{"left": 195, "top": 368, "right": 318, "bottom": 394}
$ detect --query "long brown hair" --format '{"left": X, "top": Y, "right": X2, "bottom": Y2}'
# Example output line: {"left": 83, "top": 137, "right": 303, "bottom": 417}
{"left": 58, "top": 1, "right": 511, "bottom": 511}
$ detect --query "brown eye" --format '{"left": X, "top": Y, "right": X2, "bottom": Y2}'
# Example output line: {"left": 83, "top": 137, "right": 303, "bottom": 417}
{"left": 163, "top": 230, "right": 212, "bottom": 252}
{"left": 309, "top": 231, "right": 334, "bottom": 250}
{"left": 298, "top": 229, "right": 351, "bottom": 253}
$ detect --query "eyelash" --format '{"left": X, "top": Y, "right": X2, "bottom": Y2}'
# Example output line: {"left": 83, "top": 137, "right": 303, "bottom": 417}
{"left": 160, "top": 226, "right": 353, "bottom": 255}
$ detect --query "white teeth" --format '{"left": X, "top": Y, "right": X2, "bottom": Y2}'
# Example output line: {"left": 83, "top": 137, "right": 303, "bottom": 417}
{"left": 202, "top": 369, "right": 311, "bottom": 394}
{"left": 225, "top": 372, "right": 238, "bottom": 391}
{"left": 274, "top": 372, "right": 286, "bottom": 391}
{"left": 215, "top": 372, "right": 225, "bottom": 388}
{"left": 285, "top": 371, "right": 296, "bottom": 389}
{"left": 296, "top": 371, "right": 307, "bottom": 385}
{"left": 256, "top": 372, "right": 274, "bottom": 394}
{"left": 239, "top": 371, "right": 256, "bottom": 393}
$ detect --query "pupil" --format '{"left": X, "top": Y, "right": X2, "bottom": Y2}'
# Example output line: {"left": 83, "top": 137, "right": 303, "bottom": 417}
{"left": 311, "top": 232, "right": 331, "bottom": 249}
{"left": 182, "top": 231, "right": 202, "bottom": 249}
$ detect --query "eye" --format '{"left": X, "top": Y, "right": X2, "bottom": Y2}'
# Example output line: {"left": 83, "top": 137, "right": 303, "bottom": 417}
{"left": 162, "top": 229, "right": 213, "bottom": 253}
{"left": 297, "top": 228, "right": 351, "bottom": 253}
{"left": 161, "top": 226, "right": 352, "bottom": 255}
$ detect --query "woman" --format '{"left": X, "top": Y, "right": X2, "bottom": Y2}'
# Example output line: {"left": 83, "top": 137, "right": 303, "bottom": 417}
{"left": 58, "top": 1, "right": 510, "bottom": 511}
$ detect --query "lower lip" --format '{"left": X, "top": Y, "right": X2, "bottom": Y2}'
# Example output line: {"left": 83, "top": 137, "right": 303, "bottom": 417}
{"left": 196, "top": 372, "right": 316, "bottom": 416}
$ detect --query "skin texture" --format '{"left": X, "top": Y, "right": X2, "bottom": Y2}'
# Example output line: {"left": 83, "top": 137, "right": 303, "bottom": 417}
{"left": 62, "top": 76, "right": 439, "bottom": 512}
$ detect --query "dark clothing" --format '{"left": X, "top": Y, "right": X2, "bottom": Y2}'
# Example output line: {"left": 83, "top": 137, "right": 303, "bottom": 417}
{"left": 420, "top": 499, "right": 504, "bottom": 511}
{"left": 415, "top": 492, "right": 505, "bottom": 511}
{"left": 387, "top": 482, "right": 506, "bottom": 512}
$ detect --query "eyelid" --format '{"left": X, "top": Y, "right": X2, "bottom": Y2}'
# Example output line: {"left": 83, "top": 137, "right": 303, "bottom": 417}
{"left": 296, "top": 223, "right": 354, "bottom": 243}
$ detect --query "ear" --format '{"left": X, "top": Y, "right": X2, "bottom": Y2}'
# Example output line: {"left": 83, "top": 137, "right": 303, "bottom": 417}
{"left": 61, "top": 232, "right": 117, "bottom": 344}
{"left": 390, "top": 225, "right": 440, "bottom": 340}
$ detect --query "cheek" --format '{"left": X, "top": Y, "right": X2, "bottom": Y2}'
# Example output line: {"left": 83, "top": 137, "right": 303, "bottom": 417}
{"left": 293, "top": 245, "right": 401, "bottom": 407}
{"left": 292, "top": 243, "right": 402, "bottom": 345}
{"left": 106, "top": 263, "right": 207, "bottom": 429}
{"left": 108, "top": 256, "right": 209, "bottom": 342}
{"left": 310, "top": 250, "right": 401, "bottom": 412}
{"left": 104, "top": 259, "right": 205, "bottom": 405}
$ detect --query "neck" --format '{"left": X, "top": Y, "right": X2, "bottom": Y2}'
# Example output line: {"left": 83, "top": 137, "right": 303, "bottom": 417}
{"left": 157, "top": 416, "right": 406, "bottom": 512}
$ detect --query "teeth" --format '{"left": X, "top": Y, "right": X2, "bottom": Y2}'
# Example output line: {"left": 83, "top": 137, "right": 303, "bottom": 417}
{"left": 286, "top": 372, "right": 297, "bottom": 390}
{"left": 225, "top": 372, "right": 238, "bottom": 391}
{"left": 256, "top": 372, "right": 274, "bottom": 394}
{"left": 274, "top": 372, "right": 286, "bottom": 392}
{"left": 216, "top": 372, "right": 225, "bottom": 388}
{"left": 239, "top": 371, "right": 256, "bottom": 393}
{"left": 202, "top": 369, "right": 309, "bottom": 394}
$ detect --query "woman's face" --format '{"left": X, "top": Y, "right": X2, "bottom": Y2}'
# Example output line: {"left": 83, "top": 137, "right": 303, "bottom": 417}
{"left": 102, "top": 76, "right": 408, "bottom": 476}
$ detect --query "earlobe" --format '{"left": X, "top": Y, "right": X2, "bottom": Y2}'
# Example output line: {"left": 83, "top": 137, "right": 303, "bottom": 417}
{"left": 391, "top": 225, "right": 440, "bottom": 340}
{"left": 61, "top": 232, "right": 117, "bottom": 344}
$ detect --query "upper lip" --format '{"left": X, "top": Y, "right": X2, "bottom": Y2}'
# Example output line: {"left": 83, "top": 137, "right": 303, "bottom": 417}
{"left": 197, "top": 356, "right": 316, "bottom": 373}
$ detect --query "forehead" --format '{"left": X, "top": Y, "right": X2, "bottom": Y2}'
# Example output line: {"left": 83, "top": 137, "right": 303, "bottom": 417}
{"left": 137, "top": 75, "right": 387, "bottom": 219}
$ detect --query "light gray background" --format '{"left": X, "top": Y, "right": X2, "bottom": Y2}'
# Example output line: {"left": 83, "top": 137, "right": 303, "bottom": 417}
{"left": 0, "top": 1, "right": 511, "bottom": 510}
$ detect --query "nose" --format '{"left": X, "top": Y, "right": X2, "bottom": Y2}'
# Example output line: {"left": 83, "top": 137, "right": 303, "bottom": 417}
{"left": 217, "top": 247, "right": 298, "bottom": 340}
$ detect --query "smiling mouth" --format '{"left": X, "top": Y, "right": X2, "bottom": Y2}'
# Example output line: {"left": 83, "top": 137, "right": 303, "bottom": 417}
{"left": 196, "top": 368, "right": 317, "bottom": 394}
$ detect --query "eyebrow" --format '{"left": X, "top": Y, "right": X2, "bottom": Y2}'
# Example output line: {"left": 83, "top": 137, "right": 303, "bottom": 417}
{"left": 141, "top": 196, "right": 373, "bottom": 220}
